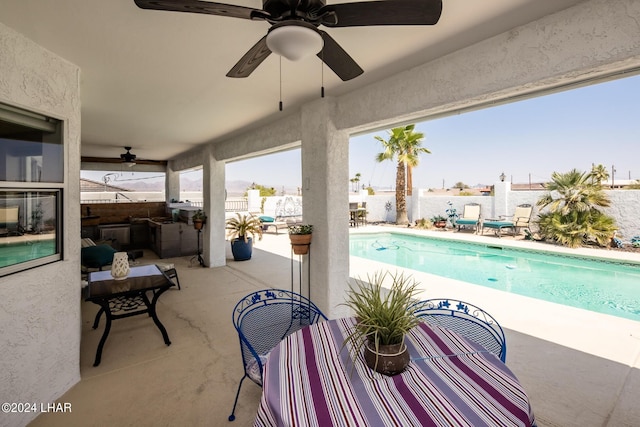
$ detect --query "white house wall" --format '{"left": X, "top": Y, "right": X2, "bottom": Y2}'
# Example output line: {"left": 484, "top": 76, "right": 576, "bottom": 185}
{"left": 0, "top": 23, "right": 82, "bottom": 427}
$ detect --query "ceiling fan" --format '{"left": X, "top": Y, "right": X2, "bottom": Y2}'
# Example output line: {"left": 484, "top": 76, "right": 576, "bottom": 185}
{"left": 134, "top": 0, "right": 443, "bottom": 81}
{"left": 120, "top": 146, "right": 137, "bottom": 166}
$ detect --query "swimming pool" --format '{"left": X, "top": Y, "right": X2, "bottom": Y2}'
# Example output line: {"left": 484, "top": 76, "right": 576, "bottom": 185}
{"left": 350, "top": 232, "right": 640, "bottom": 321}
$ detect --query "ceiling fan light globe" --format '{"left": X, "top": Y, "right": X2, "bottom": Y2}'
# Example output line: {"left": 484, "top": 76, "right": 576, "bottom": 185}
{"left": 266, "top": 25, "right": 324, "bottom": 61}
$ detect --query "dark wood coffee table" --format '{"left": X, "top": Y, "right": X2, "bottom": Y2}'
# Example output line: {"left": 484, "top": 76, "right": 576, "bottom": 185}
{"left": 85, "top": 264, "right": 175, "bottom": 366}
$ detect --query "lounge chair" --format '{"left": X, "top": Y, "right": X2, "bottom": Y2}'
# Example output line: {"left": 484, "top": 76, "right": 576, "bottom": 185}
{"left": 0, "top": 206, "right": 22, "bottom": 236}
{"left": 454, "top": 203, "right": 481, "bottom": 233}
{"left": 482, "top": 204, "right": 533, "bottom": 237}
{"left": 254, "top": 214, "right": 288, "bottom": 234}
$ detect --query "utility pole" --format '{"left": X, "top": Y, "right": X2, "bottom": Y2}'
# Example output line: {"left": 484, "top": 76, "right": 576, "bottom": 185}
{"left": 611, "top": 164, "right": 616, "bottom": 189}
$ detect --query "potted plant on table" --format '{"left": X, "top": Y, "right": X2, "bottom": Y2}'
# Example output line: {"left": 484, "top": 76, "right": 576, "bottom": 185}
{"left": 225, "top": 213, "right": 263, "bottom": 261}
{"left": 192, "top": 209, "right": 207, "bottom": 230}
{"left": 342, "top": 271, "right": 425, "bottom": 376}
{"left": 288, "top": 224, "right": 313, "bottom": 255}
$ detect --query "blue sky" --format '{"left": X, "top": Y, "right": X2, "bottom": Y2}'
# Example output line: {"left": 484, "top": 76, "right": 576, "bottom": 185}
{"left": 226, "top": 73, "right": 640, "bottom": 190}
{"left": 84, "top": 73, "right": 640, "bottom": 190}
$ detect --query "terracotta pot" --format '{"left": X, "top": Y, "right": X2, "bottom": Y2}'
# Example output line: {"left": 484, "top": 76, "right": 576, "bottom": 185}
{"left": 364, "top": 341, "right": 410, "bottom": 376}
{"left": 289, "top": 233, "right": 312, "bottom": 255}
{"left": 434, "top": 221, "right": 447, "bottom": 229}
{"left": 193, "top": 219, "right": 204, "bottom": 230}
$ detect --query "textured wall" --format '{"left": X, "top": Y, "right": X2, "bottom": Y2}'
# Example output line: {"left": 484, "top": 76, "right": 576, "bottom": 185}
{"left": 0, "top": 23, "right": 82, "bottom": 427}
{"left": 366, "top": 189, "right": 640, "bottom": 240}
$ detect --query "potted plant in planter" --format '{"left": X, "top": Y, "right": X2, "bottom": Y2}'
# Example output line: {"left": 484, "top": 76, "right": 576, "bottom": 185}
{"left": 430, "top": 215, "right": 447, "bottom": 229}
{"left": 225, "top": 213, "right": 263, "bottom": 261}
{"left": 342, "top": 271, "right": 425, "bottom": 376}
{"left": 192, "top": 209, "right": 207, "bottom": 230}
{"left": 288, "top": 224, "right": 313, "bottom": 255}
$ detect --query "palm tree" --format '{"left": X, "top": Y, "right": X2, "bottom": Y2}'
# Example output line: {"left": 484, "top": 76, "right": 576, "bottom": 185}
{"left": 590, "top": 164, "right": 609, "bottom": 185}
{"left": 375, "top": 124, "right": 430, "bottom": 225}
{"left": 536, "top": 168, "right": 616, "bottom": 248}
{"left": 350, "top": 172, "right": 361, "bottom": 192}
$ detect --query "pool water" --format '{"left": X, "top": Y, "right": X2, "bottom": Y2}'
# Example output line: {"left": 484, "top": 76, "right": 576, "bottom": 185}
{"left": 350, "top": 233, "right": 640, "bottom": 321}
{"left": 0, "top": 239, "right": 56, "bottom": 268}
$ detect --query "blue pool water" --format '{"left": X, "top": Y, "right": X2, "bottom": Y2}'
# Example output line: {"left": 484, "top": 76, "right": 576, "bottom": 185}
{"left": 350, "top": 233, "right": 640, "bottom": 321}
{"left": 0, "top": 239, "right": 56, "bottom": 268}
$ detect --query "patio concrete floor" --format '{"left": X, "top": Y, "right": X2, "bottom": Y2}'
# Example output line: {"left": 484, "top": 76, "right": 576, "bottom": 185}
{"left": 28, "top": 227, "right": 640, "bottom": 427}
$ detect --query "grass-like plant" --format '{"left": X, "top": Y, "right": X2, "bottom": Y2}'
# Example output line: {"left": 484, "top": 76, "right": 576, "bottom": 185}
{"left": 225, "top": 213, "right": 263, "bottom": 243}
{"left": 342, "top": 271, "right": 425, "bottom": 363}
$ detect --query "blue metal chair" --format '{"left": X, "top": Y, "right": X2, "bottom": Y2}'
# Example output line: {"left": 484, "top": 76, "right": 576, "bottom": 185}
{"left": 411, "top": 298, "right": 506, "bottom": 362}
{"left": 228, "top": 288, "right": 327, "bottom": 422}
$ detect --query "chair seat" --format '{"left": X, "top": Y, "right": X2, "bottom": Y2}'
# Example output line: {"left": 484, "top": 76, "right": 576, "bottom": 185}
{"left": 456, "top": 218, "right": 479, "bottom": 225}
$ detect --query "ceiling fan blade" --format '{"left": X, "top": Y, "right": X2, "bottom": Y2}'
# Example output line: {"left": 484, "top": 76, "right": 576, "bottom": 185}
{"left": 319, "top": 0, "right": 442, "bottom": 27}
{"left": 226, "top": 36, "right": 272, "bottom": 78}
{"left": 134, "top": 0, "right": 269, "bottom": 21}
{"left": 317, "top": 31, "right": 363, "bottom": 81}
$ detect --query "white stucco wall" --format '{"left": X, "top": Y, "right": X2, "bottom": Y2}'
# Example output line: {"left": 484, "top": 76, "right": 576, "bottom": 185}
{"left": 0, "top": 23, "right": 82, "bottom": 427}
{"left": 364, "top": 188, "right": 640, "bottom": 240}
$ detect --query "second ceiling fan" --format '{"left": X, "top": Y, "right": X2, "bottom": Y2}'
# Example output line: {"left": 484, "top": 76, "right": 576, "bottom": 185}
{"left": 134, "top": 0, "right": 443, "bottom": 81}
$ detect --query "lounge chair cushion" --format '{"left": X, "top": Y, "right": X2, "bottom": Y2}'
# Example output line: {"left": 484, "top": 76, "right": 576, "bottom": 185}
{"left": 259, "top": 216, "right": 275, "bottom": 223}
{"left": 456, "top": 218, "right": 479, "bottom": 225}
{"left": 483, "top": 221, "right": 513, "bottom": 228}
{"left": 81, "top": 244, "right": 117, "bottom": 269}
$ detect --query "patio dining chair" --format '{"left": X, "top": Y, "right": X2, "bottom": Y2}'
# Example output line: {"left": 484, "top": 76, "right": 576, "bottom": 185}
{"left": 228, "top": 288, "right": 327, "bottom": 422}
{"left": 411, "top": 298, "right": 506, "bottom": 362}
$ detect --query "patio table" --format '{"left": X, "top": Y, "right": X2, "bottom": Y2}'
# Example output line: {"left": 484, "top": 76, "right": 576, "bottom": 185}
{"left": 85, "top": 264, "right": 175, "bottom": 366}
{"left": 254, "top": 317, "right": 536, "bottom": 427}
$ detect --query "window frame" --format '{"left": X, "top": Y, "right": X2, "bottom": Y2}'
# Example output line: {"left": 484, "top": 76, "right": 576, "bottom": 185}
{"left": 0, "top": 103, "right": 64, "bottom": 276}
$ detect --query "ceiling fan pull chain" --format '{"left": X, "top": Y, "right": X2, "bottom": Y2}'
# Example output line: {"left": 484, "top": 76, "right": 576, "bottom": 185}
{"left": 321, "top": 48, "right": 325, "bottom": 98}
{"left": 279, "top": 56, "right": 283, "bottom": 111}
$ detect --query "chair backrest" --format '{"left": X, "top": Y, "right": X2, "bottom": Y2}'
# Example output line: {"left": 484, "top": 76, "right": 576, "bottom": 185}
{"left": 232, "top": 289, "right": 327, "bottom": 385}
{"left": 512, "top": 204, "right": 533, "bottom": 227}
{"left": 0, "top": 206, "right": 19, "bottom": 228}
{"left": 412, "top": 298, "right": 506, "bottom": 362}
{"left": 461, "top": 203, "right": 481, "bottom": 220}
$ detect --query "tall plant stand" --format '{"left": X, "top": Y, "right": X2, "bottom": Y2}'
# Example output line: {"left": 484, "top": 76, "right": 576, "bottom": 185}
{"left": 290, "top": 245, "right": 310, "bottom": 298}
{"left": 191, "top": 228, "right": 205, "bottom": 267}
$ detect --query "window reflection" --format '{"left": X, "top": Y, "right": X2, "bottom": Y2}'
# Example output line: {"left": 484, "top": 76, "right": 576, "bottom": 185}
{"left": 0, "top": 191, "right": 60, "bottom": 271}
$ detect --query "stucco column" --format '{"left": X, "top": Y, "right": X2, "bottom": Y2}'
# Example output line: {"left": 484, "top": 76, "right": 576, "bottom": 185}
{"left": 493, "top": 180, "right": 511, "bottom": 219}
{"left": 165, "top": 161, "right": 180, "bottom": 203}
{"left": 202, "top": 146, "right": 226, "bottom": 267}
{"left": 300, "top": 97, "right": 350, "bottom": 318}
{"left": 247, "top": 189, "right": 261, "bottom": 213}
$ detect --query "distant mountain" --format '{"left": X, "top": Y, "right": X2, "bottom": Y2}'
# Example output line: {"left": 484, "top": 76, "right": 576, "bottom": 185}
{"left": 91, "top": 176, "right": 299, "bottom": 196}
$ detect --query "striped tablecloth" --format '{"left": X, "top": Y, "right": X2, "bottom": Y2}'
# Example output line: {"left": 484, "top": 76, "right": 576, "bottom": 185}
{"left": 255, "top": 317, "right": 536, "bottom": 427}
